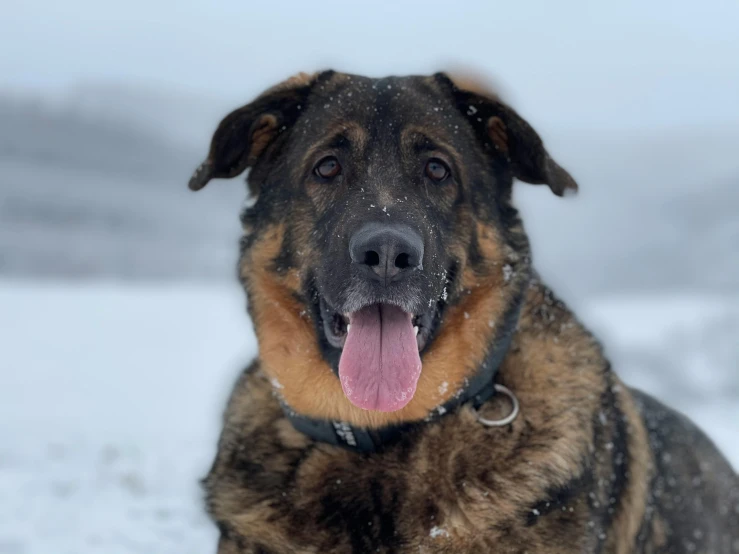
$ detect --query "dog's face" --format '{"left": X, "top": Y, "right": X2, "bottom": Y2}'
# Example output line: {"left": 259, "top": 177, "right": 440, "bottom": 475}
{"left": 190, "top": 71, "right": 576, "bottom": 426}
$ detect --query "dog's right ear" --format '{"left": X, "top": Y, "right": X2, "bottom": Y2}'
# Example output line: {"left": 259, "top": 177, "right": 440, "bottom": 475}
{"left": 434, "top": 72, "right": 578, "bottom": 197}
{"left": 188, "top": 72, "right": 320, "bottom": 191}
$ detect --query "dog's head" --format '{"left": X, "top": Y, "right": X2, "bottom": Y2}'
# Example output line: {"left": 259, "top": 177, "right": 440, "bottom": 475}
{"left": 190, "top": 71, "right": 577, "bottom": 427}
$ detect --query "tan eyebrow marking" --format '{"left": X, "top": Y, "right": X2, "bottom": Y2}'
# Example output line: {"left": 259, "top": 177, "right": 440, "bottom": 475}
{"left": 400, "top": 125, "right": 462, "bottom": 159}
{"left": 296, "top": 121, "right": 368, "bottom": 179}
{"left": 400, "top": 125, "right": 469, "bottom": 185}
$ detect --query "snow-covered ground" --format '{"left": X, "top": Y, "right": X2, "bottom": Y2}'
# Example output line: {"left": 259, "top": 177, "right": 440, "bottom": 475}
{"left": 0, "top": 283, "right": 736, "bottom": 554}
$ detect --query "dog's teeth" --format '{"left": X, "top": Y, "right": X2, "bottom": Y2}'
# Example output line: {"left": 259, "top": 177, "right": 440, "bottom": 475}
{"left": 346, "top": 324, "right": 351, "bottom": 333}
{"left": 414, "top": 326, "right": 419, "bottom": 336}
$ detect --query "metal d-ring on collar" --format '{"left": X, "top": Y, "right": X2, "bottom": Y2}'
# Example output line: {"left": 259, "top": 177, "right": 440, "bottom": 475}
{"left": 475, "top": 384, "right": 520, "bottom": 427}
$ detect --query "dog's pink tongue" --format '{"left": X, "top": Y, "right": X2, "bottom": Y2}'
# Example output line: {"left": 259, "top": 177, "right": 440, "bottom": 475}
{"left": 339, "top": 304, "right": 422, "bottom": 412}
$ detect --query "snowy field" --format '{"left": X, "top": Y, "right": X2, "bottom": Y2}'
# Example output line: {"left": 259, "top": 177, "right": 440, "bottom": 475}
{"left": 0, "top": 283, "right": 737, "bottom": 554}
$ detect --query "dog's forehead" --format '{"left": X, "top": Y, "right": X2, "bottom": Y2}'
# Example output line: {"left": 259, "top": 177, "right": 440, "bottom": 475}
{"left": 313, "top": 74, "right": 451, "bottom": 121}
{"left": 295, "top": 72, "right": 467, "bottom": 146}
{"left": 314, "top": 72, "right": 439, "bottom": 103}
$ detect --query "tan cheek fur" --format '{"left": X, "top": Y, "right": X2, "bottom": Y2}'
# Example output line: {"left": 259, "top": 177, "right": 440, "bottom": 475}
{"left": 242, "top": 222, "right": 516, "bottom": 428}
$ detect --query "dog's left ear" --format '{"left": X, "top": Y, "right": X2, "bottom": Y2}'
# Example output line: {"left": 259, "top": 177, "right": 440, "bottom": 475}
{"left": 188, "top": 72, "right": 320, "bottom": 191}
{"left": 435, "top": 72, "right": 578, "bottom": 197}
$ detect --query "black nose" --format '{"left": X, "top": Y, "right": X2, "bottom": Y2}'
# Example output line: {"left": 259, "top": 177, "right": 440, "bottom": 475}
{"left": 349, "top": 223, "right": 424, "bottom": 283}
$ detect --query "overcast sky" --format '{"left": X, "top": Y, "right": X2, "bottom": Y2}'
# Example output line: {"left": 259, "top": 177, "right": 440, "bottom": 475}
{"left": 2, "top": 0, "right": 739, "bottom": 130}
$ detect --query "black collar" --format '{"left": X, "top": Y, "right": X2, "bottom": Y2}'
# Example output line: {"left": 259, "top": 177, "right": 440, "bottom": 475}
{"left": 283, "top": 296, "right": 523, "bottom": 453}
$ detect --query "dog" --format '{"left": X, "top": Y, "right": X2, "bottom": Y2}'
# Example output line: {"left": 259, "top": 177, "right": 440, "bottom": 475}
{"left": 189, "top": 71, "right": 738, "bottom": 553}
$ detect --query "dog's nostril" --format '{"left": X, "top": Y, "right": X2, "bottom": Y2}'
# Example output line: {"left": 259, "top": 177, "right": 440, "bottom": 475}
{"left": 364, "top": 250, "right": 380, "bottom": 267}
{"left": 349, "top": 223, "right": 424, "bottom": 282}
{"left": 394, "top": 253, "right": 410, "bottom": 269}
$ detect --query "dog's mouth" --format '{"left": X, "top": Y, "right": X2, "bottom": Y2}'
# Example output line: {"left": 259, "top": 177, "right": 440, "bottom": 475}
{"left": 320, "top": 297, "right": 439, "bottom": 413}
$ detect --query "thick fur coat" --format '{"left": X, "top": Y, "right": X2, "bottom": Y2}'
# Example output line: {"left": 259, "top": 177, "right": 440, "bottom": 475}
{"left": 189, "top": 71, "right": 738, "bottom": 553}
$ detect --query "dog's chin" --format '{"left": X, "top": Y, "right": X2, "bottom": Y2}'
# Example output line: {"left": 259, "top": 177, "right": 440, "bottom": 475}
{"left": 318, "top": 294, "right": 444, "bottom": 412}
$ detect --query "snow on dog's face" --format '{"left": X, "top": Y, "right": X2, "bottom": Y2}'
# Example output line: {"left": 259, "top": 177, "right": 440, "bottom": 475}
{"left": 189, "top": 71, "right": 577, "bottom": 428}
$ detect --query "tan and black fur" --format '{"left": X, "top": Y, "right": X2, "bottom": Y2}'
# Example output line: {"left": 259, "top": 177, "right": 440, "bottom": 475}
{"left": 189, "top": 71, "right": 738, "bottom": 553}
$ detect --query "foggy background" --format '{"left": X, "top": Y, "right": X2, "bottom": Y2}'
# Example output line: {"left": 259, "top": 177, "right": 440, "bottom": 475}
{"left": 1, "top": 1, "right": 737, "bottom": 553}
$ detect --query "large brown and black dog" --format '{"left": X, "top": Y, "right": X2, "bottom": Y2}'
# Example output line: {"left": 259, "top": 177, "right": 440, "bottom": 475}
{"left": 189, "top": 71, "right": 738, "bottom": 553}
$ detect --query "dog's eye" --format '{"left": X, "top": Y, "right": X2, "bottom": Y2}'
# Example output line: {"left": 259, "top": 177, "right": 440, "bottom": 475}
{"left": 425, "top": 158, "right": 450, "bottom": 182}
{"left": 314, "top": 156, "right": 342, "bottom": 179}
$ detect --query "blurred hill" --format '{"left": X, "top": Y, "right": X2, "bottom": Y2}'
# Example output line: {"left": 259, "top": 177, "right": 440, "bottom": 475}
{"left": 0, "top": 93, "right": 194, "bottom": 178}
{"left": 516, "top": 126, "right": 739, "bottom": 298}
{"left": 0, "top": 88, "right": 244, "bottom": 280}
{"left": 1, "top": 85, "right": 738, "bottom": 297}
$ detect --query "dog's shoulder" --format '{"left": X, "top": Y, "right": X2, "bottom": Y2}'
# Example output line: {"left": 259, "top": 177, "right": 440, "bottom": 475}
{"left": 631, "top": 389, "right": 739, "bottom": 552}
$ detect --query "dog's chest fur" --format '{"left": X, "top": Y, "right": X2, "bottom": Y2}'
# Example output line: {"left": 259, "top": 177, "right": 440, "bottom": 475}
{"left": 205, "top": 283, "right": 685, "bottom": 553}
